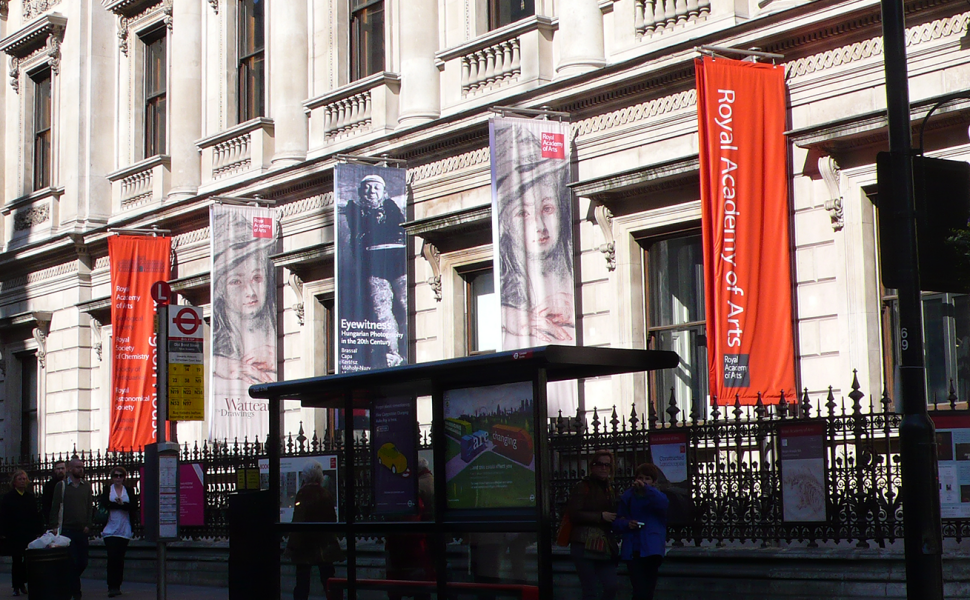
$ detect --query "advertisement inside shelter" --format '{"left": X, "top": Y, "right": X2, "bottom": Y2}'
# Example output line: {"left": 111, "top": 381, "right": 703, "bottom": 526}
{"left": 444, "top": 382, "right": 536, "bottom": 510}
{"left": 259, "top": 455, "right": 340, "bottom": 523}
{"left": 371, "top": 397, "right": 418, "bottom": 515}
{"left": 335, "top": 163, "right": 408, "bottom": 373}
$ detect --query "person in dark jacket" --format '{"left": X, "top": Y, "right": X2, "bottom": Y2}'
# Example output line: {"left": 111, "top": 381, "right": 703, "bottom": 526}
{"left": 565, "top": 449, "right": 619, "bottom": 600}
{"left": 99, "top": 466, "right": 138, "bottom": 597}
{"left": 41, "top": 461, "right": 66, "bottom": 529}
{"left": 614, "top": 463, "right": 669, "bottom": 600}
{"left": 0, "top": 470, "right": 43, "bottom": 596}
{"left": 284, "top": 461, "right": 341, "bottom": 600}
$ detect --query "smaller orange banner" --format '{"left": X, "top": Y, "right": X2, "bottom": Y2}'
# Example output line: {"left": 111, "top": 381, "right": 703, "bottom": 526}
{"left": 108, "top": 235, "right": 171, "bottom": 450}
{"left": 696, "top": 56, "right": 796, "bottom": 405}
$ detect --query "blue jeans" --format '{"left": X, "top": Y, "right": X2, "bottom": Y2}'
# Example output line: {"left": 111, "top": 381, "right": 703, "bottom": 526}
{"left": 570, "top": 543, "right": 617, "bottom": 600}
{"left": 628, "top": 555, "right": 663, "bottom": 600}
{"left": 61, "top": 529, "right": 89, "bottom": 598}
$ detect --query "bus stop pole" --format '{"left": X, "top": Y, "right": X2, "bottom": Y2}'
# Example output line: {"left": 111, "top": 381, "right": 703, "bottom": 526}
{"left": 880, "top": 2, "right": 944, "bottom": 598}
{"left": 156, "top": 305, "right": 168, "bottom": 600}
{"left": 533, "top": 369, "right": 553, "bottom": 598}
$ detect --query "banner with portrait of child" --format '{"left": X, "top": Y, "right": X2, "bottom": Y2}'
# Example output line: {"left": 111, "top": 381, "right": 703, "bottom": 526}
{"left": 490, "top": 116, "right": 576, "bottom": 415}
{"left": 208, "top": 204, "right": 278, "bottom": 442}
{"left": 334, "top": 163, "right": 409, "bottom": 374}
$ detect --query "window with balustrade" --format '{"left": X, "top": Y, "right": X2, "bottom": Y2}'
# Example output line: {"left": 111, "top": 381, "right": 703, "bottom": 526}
{"left": 238, "top": 0, "right": 265, "bottom": 121}
{"left": 350, "top": 0, "right": 384, "bottom": 81}
{"left": 489, "top": 0, "right": 535, "bottom": 30}
{"left": 143, "top": 28, "right": 167, "bottom": 157}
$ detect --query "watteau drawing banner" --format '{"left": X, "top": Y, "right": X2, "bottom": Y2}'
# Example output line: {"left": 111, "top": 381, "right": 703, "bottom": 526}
{"left": 489, "top": 116, "right": 576, "bottom": 416}
{"left": 208, "top": 204, "right": 278, "bottom": 442}
{"left": 108, "top": 235, "right": 171, "bottom": 451}
{"left": 695, "top": 56, "right": 796, "bottom": 405}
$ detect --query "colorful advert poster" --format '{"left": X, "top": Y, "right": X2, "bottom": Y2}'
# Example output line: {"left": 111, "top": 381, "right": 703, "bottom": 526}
{"left": 489, "top": 116, "right": 576, "bottom": 417}
{"left": 208, "top": 204, "right": 278, "bottom": 442}
{"left": 649, "top": 431, "right": 688, "bottom": 484}
{"left": 695, "top": 56, "right": 796, "bottom": 405}
{"left": 444, "top": 382, "right": 536, "bottom": 510}
{"left": 779, "top": 423, "right": 826, "bottom": 522}
{"left": 932, "top": 414, "right": 970, "bottom": 519}
{"left": 108, "top": 234, "right": 171, "bottom": 451}
{"left": 371, "top": 397, "right": 418, "bottom": 515}
{"left": 335, "top": 163, "right": 408, "bottom": 373}
{"left": 259, "top": 455, "right": 340, "bottom": 523}
{"left": 179, "top": 463, "right": 205, "bottom": 527}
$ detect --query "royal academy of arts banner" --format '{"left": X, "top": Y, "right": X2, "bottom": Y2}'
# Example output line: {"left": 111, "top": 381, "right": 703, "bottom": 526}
{"left": 208, "top": 204, "right": 278, "bottom": 441}
{"left": 335, "top": 163, "right": 408, "bottom": 372}
{"left": 490, "top": 116, "right": 576, "bottom": 415}
{"left": 108, "top": 235, "right": 171, "bottom": 451}
{"left": 695, "top": 56, "right": 796, "bottom": 405}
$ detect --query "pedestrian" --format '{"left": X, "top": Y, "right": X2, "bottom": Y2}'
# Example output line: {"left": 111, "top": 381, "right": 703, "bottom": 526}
{"left": 99, "top": 466, "right": 137, "bottom": 597}
{"left": 50, "top": 458, "right": 93, "bottom": 600}
{"left": 41, "top": 460, "right": 66, "bottom": 529}
{"left": 615, "top": 463, "right": 669, "bottom": 600}
{"left": 0, "top": 470, "right": 43, "bottom": 596}
{"left": 285, "top": 461, "right": 342, "bottom": 600}
{"left": 565, "top": 449, "right": 619, "bottom": 600}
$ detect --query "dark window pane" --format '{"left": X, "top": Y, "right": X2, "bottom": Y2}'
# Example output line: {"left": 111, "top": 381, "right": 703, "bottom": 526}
{"left": 32, "top": 72, "right": 52, "bottom": 191}
{"left": 144, "top": 31, "right": 167, "bottom": 156}
{"left": 350, "top": 0, "right": 384, "bottom": 81}
{"left": 21, "top": 354, "right": 38, "bottom": 458}
{"left": 238, "top": 0, "right": 265, "bottom": 120}
{"left": 489, "top": 0, "right": 535, "bottom": 30}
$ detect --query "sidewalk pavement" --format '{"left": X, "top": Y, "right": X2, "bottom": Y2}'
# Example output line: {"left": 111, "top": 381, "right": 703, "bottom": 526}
{"left": 0, "top": 578, "right": 229, "bottom": 600}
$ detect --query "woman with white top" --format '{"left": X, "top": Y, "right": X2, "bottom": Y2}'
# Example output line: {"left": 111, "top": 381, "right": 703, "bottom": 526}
{"left": 99, "top": 466, "right": 138, "bottom": 598}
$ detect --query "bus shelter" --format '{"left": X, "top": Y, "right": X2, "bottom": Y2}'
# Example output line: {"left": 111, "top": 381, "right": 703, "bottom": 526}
{"left": 249, "top": 345, "right": 678, "bottom": 599}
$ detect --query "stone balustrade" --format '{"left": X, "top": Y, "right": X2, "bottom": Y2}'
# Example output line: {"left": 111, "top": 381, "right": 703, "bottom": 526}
{"left": 635, "top": 0, "right": 711, "bottom": 37}
{"left": 107, "top": 155, "right": 170, "bottom": 214}
{"left": 197, "top": 118, "right": 275, "bottom": 187}
{"left": 304, "top": 72, "right": 401, "bottom": 152}
{"left": 437, "top": 16, "right": 554, "bottom": 109}
{"left": 0, "top": 186, "right": 62, "bottom": 250}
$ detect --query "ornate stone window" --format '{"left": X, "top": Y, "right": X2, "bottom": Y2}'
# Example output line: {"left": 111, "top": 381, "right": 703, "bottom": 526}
{"left": 488, "top": 0, "right": 534, "bottom": 30}
{"left": 350, "top": 0, "right": 384, "bottom": 81}
{"left": 238, "top": 0, "right": 265, "bottom": 121}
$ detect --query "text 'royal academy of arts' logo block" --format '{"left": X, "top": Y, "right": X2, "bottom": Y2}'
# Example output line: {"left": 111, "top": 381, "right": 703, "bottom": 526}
{"left": 540, "top": 133, "right": 565, "bottom": 159}
{"left": 252, "top": 217, "right": 273, "bottom": 238}
{"left": 723, "top": 354, "right": 750, "bottom": 388}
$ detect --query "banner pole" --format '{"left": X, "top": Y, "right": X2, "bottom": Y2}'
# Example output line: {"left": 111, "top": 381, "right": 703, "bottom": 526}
{"left": 155, "top": 303, "right": 169, "bottom": 600}
{"left": 880, "top": 2, "right": 943, "bottom": 598}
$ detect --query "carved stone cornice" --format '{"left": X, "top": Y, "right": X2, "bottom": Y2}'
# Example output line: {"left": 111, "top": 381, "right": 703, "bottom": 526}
{"left": 90, "top": 316, "right": 103, "bottom": 362}
{"left": 208, "top": 0, "right": 218, "bottom": 14}
{"left": 23, "top": 0, "right": 61, "bottom": 20}
{"left": 0, "top": 13, "right": 66, "bottom": 91}
{"left": 818, "top": 156, "right": 845, "bottom": 232}
{"left": 13, "top": 204, "right": 50, "bottom": 231}
{"left": 288, "top": 273, "right": 305, "bottom": 326}
{"left": 105, "top": 0, "right": 166, "bottom": 55}
{"left": 591, "top": 203, "right": 616, "bottom": 272}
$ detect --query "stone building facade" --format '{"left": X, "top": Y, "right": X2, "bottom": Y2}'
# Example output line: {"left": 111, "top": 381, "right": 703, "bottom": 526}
{"left": 0, "top": 0, "right": 967, "bottom": 457}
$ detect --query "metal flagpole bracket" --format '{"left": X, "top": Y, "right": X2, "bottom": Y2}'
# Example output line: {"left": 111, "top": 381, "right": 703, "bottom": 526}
{"left": 335, "top": 153, "right": 408, "bottom": 167}
{"left": 211, "top": 194, "right": 276, "bottom": 207}
{"left": 695, "top": 45, "right": 784, "bottom": 63}
{"left": 490, "top": 106, "right": 570, "bottom": 121}
{"left": 107, "top": 226, "right": 171, "bottom": 237}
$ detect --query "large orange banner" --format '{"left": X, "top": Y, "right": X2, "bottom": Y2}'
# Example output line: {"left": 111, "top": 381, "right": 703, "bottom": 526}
{"left": 696, "top": 56, "right": 796, "bottom": 405}
{"left": 108, "top": 235, "right": 171, "bottom": 450}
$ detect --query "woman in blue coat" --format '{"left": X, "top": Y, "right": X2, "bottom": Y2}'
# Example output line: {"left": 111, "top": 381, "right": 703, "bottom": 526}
{"left": 614, "top": 463, "right": 668, "bottom": 600}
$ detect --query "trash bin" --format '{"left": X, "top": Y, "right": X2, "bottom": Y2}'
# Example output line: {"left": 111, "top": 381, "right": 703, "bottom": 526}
{"left": 26, "top": 546, "right": 72, "bottom": 600}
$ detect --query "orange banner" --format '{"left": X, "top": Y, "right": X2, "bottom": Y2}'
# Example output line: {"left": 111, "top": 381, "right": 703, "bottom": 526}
{"left": 696, "top": 56, "right": 796, "bottom": 405}
{"left": 108, "top": 235, "right": 171, "bottom": 450}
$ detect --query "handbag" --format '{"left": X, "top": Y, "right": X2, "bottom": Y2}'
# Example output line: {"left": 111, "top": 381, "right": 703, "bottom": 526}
{"left": 555, "top": 512, "right": 572, "bottom": 547}
{"left": 582, "top": 526, "right": 616, "bottom": 560}
{"left": 93, "top": 505, "right": 109, "bottom": 526}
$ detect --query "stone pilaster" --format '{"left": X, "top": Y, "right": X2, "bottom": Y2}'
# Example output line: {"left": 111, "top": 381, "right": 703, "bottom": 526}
{"left": 168, "top": 0, "right": 203, "bottom": 198}
{"left": 556, "top": 0, "right": 605, "bottom": 77}
{"left": 398, "top": 0, "right": 439, "bottom": 127}
{"left": 270, "top": 0, "right": 309, "bottom": 166}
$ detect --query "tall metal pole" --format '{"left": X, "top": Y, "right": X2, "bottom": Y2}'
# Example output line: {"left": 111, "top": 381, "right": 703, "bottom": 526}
{"left": 155, "top": 304, "right": 168, "bottom": 600}
{"left": 880, "top": 2, "right": 944, "bottom": 598}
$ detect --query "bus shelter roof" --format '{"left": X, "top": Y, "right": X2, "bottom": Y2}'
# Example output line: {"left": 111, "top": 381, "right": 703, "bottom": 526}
{"left": 249, "top": 345, "right": 679, "bottom": 409}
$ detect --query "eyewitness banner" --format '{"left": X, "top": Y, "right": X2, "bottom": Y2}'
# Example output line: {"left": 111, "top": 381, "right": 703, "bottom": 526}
{"left": 209, "top": 204, "right": 278, "bottom": 442}
{"left": 335, "top": 163, "right": 408, "bottom": 373}
{"left": 490, "top": 117, "right": 576, "bottom": 416}
{"left": 108, "top": 235, "right": 171, "bottom": 451}
{"left": 695, "top": 56, "right": 796, "bottom": 405}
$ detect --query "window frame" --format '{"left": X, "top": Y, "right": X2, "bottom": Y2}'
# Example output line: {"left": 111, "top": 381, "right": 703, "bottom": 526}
{"left": 237, "top": 0, "right": 266, "bottom": 122}
{"left": 350, "top": 0, "right": 385, "bottom": 82}
{"left": 459, "top": 264, "right": 499, "bottom": 356}
{"left": 19, "top": 352, "right": 39, "bottom": 458}
{"left": 488, "top": 0, "right": 536, "bottom": 30}
{"left": 142, "top": 27, "right": 168, "bottom": 158}
{"left": 31, "top": 69, "right": 52, "bottom": 192}
{"left": 641, "top": 229, "right": 709, "bottom": 423}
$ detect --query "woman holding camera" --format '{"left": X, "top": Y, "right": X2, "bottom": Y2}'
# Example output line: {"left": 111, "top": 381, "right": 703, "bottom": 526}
{"left": 565, "top": 449, "right": 619, "bottom": 600}
{"left": 615, "top": 463, "right": 669, "bottom": 600}
{"left": 99, "top": 466, "right": 137, "bottom": 598}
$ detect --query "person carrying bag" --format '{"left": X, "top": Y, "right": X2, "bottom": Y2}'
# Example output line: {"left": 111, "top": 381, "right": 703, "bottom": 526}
{"left": 565, "top": 449, "right": 620, "bottom": 600}
{"left": 0, "top": 470, "right": 43, "bottom": 596}
{"left": 99, "top": 467, "right": 137, "bottom": 597}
